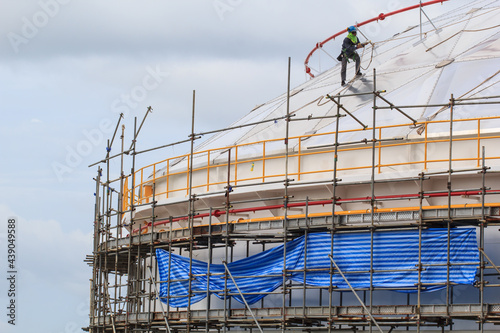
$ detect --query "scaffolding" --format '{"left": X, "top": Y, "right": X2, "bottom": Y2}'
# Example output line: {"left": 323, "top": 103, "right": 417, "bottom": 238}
{"left": 85, "top": 65, "right": 500, "bottom": 333}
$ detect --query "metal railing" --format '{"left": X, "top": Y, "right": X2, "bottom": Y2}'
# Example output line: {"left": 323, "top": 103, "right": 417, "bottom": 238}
{"left": 123, "top": 115, "right": 500, "bottom": 210}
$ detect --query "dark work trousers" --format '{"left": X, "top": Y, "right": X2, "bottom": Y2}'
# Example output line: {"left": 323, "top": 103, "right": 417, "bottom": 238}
{"left": 341, "top": 52, "right": 361, "bottom": 82}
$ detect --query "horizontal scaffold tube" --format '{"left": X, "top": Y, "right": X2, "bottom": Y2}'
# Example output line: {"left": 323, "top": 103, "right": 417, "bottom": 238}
{"left": 131, "top": 189, "right": 498, "bottom": 234}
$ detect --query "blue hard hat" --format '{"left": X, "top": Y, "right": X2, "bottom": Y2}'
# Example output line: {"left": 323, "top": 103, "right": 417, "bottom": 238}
{"left": 347, "top": 26, "right": 357, "bottom": 33}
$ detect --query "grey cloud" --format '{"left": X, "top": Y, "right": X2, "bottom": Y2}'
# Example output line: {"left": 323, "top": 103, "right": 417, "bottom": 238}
{"left": 1, "top": 0, "right": 362, "bottom": 60}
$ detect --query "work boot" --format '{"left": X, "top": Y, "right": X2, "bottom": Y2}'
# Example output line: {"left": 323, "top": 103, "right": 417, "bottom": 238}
{"left": 341, "top": 80, "right": 346, "bottom": 86}
{"left": 356, "top": 71, "right": 363, "bottom": 76}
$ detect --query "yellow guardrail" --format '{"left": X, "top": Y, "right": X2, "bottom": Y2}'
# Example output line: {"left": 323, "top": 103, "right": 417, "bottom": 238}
{"left": 123, "top": 116, "right": 500, "bottom": 211}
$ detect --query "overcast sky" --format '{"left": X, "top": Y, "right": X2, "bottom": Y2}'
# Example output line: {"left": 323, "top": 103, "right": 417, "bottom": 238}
{"left": 0, "top": 1, "right": 474, "bottom": 332}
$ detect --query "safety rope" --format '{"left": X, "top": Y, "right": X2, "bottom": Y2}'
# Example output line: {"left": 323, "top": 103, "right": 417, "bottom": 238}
{"left": 360, "top": 42, "right": 375, "bottom": 71}
{"left": 416, "top": 68, "right": 500, "bottom": 135}
{"left": 419, "top": 9, "right": 474, "bottom": 120}
{"left": 469, "top": 78, "right": 500, "bottom": 97}
{"left": 426, "top": 23, "right": 500, "bottom": 52}
{"left": 374, "top": 4, "right": 500, "bottom": 47}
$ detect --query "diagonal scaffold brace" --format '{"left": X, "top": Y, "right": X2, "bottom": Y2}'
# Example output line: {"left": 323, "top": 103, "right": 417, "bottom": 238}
{"left": 373, "top": 91, "right": 417, "bottom": 124}
{"left": 148, "top": 266, "right": 172, "bottom": 333}
{"left": 328, "top": 254, "right": 384, "bottom": 333}
{"left": 103, "top": 274, "right": 117, "bottom": 333}
{"left": 129, "top": 106, "right": 153, "bottom": 152}
{"left": 222, "top": 261, "right": 264, "bottom": 333}
{"left": 326, "top": 94, "right": 367, "bottom": 129}
{"left": 478, "top": 248, "right": 500, "bottom": 276}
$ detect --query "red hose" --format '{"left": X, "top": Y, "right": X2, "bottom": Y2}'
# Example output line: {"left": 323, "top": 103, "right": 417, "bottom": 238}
{"left": 304, "top": 0, "right": 449, "bottom": 78}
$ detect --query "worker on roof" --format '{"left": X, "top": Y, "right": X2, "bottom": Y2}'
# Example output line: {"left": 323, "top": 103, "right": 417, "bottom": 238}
{"left": 338, "top": 26, "right": 368, "bottom": 86}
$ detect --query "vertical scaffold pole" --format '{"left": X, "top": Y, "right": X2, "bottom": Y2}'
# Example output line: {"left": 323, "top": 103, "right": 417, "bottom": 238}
{"left": 282, "top": 56, "right": 292, "bottom": 332}
{"left": 417, "top": 171, "right": 425, "bottom": 333}
{"left": 100, "top": 183, "right": 107, "bottom": 331}
{"left": 104, "top": 139, "right": 111, "bottom": 332}
{"left": 446, "top": 94, "right": 454, "bottom": 327}
{"left": 328, "top": 93, "right": 342, "bottom": 332}
{"left": 303, "top": 197, "right": 309, "bottom": 325}
{"left": 480, "top": 146, "right": 486, "bottom": 333}
{"left": 187, "top": 90, "right": 196, "bottom": 333}
{"left": 134, "top": 146, "right": 142, "bottom": 330}
{"left": 91, "top": 167, "right": 102, "bottom": 333}
{"left": 205, "top": 207, "right": 213, "bottom": 333}
{"left": 261, "top": 241, "right": 266, "bottom": 310}
{"left": 223, "top": 147, "right": 231, "bottom": 333}
{"left": 148, "top": 183, "right": 156, "bottom": 329}
{"left": 101, "top": 113, "right": 123, "bottom": 328}
{"left": 115, "top": 124, "right": 125, "bottom": 319}
{"left": 166, "top": 216, "right": 173, "bottom": 321}
{"left": 369, "top": 67, "right": 378, "bottom": 333}
{"left": 125, "top": 117, "right": 137, "bottom": 333}
{"left": 152, "top": 229, "right": 158, "bottom": 322}
{"left": 419, "top": 1, "right": 423, "bottom": 40}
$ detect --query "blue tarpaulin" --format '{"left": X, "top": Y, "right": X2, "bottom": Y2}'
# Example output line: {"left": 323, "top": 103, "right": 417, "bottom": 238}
{"left": 156, "top": 228, "right": 478, "bottom": 307}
